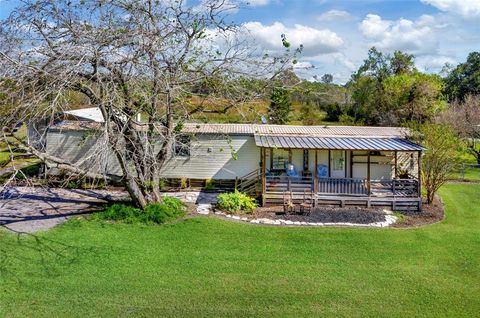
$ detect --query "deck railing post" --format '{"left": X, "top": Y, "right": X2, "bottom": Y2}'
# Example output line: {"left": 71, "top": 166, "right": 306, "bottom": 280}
{"left": 314, "top": 150, "right": 318, "bottom": 193}
{"left": 367, "top": 151, "right": 371, "bottom": 196}
{"left": 418, "top": 151, "right": 422, "bottom": 199}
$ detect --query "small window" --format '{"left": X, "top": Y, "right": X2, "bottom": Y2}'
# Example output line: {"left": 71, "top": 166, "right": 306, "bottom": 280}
{"left": 271, "top": 148, "right": 289, "bottom": 170}
{"left": 174, "top": 135, "right": 191, "bottom": 157}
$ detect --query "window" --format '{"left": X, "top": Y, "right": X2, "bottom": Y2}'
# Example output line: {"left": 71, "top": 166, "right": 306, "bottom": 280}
{"left": 174, "top": 135, "right": 191, "bottom": 157}
{"left": 271, "top": 148, "right": 289, "bottom": 170}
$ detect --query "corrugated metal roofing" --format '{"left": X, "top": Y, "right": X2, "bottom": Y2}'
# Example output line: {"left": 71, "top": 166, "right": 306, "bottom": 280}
{"left": 64, "top": 108, "right": 104, "bottom": 122}
{"left": 254, "top": 134, "right": 424, "bottom": 151}
{"left": 182, "top": 123, "right": 407, "bottom": 138}
{"left": 59, "top": 108, "right": 408, "bottom": 138}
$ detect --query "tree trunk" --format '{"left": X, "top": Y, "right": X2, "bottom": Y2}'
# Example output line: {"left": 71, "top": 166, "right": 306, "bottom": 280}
{"left": 426, "top": 190, "right": 434, "bottom": 205}
{"left": 125, "top": 177, "right": 148, "bottom": 209}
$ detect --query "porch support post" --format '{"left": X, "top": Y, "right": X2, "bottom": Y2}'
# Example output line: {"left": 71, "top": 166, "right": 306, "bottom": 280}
{"left": 394, "top": 151, "right": 398, "bottom": 178}
{"left": 328, "top": 149, "right": 331, "bottom": 178}
{"left": 344, "top": 150, "right": 347, "bottom": 178}
{"left": 314, "top": 150, "right": 318, "bottom": 193}
{"left": 261, "top": 147, "right": 267, "bottom": 206}
{"left": 350, "top": 151, "right": 353, "bottom": 178}
{"left": 367, "top": 151, "right": 371, "bottom": 195}
{"left": 418, "top": 150, "right": 422, "bottom": 198}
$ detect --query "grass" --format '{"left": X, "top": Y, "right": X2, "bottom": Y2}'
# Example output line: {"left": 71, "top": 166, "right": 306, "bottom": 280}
{"left": 0, "top": 126, "right": 39, "bottom": 170}
{"left": 0, "top": 184, "right": 479, "bottom": 317}
{"left": 451, "top": 165, "right": 480, "bottom": 182}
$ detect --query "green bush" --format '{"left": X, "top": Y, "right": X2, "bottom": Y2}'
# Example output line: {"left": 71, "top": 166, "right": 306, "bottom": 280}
{"left": 95, "top": 204, "right": 140, "bottom": 224}
{"left": 217, "top": 191, "right": 257, "bottom": 214}
{"left": 94, "top": 197, "right": 186, "bottom": 225}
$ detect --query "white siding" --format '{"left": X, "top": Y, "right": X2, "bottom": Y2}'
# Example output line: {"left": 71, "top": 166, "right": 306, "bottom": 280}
{"left": 46, "top": 131, "right": 260, "bottom": 180}
{"left": 46, "top": 130, "right": 110, "bottom": 174}
{"left": 351, "top": 151, "right": 394, "bottom": 180}
{"left": 291, "top": 149, "right": 303, "bottom": 173}
{"left": 159, "top": 135, "right": 260, "bottom": 179}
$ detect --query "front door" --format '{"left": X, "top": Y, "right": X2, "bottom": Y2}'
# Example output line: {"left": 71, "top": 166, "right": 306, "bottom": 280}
{"left": 331, "top": 150, "right": 346, "bottom": 178}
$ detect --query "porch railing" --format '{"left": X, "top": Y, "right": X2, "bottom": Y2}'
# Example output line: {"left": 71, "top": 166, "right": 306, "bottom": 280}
{"left": 265, "top": 175, "right": 313, "bottom": 193}
{"left": 318, "top": 177, "right": 368, "bottom": 195}
{"left": 265, "top": 175, "right": 419, "bottom": 197}
{"left": 371, "top": 179, "right": 419, "bottom": 197}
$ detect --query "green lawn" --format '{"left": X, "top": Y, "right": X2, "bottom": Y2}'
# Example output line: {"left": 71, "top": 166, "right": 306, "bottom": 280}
{"left": 451, "top": 165, "right": 480, "bottom": 182}
{"left": 1, "top": 184, "right": 479, "bottom": 317}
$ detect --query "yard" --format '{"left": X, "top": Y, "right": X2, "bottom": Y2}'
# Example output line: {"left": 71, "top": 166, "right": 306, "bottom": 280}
{"left": 0, "top": 184, "right": 479, "bottom": 317}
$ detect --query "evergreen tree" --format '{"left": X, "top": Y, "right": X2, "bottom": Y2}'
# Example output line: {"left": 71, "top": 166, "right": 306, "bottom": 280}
{"left": 268, "top": 87, "right": 291, "bottom": 124}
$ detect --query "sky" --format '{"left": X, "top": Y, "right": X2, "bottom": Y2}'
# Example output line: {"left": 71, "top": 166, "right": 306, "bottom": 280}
{"left": 0, "top": 0, "right": 478, "bottom": 83}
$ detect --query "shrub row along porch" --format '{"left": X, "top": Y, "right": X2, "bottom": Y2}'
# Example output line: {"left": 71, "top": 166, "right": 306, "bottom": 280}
{"left": 255, "top": 134, "right": 424, "bottom": 211}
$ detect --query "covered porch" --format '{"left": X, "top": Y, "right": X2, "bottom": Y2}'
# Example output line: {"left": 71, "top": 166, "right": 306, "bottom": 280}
{"left": 255, "top": 134, "right": 424, "bottom": 211}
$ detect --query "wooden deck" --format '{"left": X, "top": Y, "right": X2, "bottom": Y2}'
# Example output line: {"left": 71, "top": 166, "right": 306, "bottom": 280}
{"left": 263, "top": 176, "right": 421, "bottom": 211}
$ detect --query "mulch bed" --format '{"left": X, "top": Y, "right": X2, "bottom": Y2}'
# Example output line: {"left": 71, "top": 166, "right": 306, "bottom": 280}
{"left": 255, "top": 206, "right": 387, "bottom": 224}
{"left": 392, "top": 195, "right": 444, "bottom": 228}
{"left": 254, "top": 195, "right": 445, "bottom": 227}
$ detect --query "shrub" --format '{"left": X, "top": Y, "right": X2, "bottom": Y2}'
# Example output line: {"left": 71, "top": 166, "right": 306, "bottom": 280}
{"left": 143, "top": 199, "right": 186, "bottom": 224}
{"left": 216, "top": 191, "right": 257, "bottom": 214}
{"left": 324, "top": 102, "right": 343, "bottom": 121}
{"left": 162, "top": 196, "right": 184, "bottom": 212}
{"left": 95, "top": 204, "right": 140, "bottom": 224}
{"left": 94, "top": 196, "right": 185, "bottom": 225}
{"left": 205, "top": 178, "right": 216, "bottom": 190}
{"left": 180, "top": 177, "right": 188, "bottom": 189}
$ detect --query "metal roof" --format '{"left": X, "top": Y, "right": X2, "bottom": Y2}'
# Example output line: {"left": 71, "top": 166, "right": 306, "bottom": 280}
{"left": 182, "top": 123, "right": 407, "bottom": 138}
{"left": 64, "top": 108, "right": 104, "bottom": 122}
{"left": 254, "top": 134, "right": 424, "bottom": 151}
{"left": 58, "top": 108, "right": 409, "bottom": 139}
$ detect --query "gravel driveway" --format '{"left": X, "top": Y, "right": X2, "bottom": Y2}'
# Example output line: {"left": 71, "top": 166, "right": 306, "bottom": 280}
{"left": 0, "top": 187, "right": 129, "bottom": 233}
{"left": 0, "top": 187, "right": 218, "bottom": 233}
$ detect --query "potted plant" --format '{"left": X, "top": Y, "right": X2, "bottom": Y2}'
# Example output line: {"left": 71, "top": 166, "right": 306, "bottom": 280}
{"left": 397, "top": 163, "right": 410, "bottom": 179}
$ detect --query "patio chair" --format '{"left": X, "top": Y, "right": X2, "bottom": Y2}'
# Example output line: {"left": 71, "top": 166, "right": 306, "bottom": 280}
{"left": 299, "top": 190, "right": 314, "bottom": 215}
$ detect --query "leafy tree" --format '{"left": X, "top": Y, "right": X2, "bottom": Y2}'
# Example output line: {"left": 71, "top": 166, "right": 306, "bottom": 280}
{"left": 410, "top": 123, "right": 462, "bottom": 204}
{"left": 0, "top": 0, "right": 296, "bottom": 208}
{"left": 382, "top": 73, "right": 445, "bottom": 125}
{"left": 437, "top": 94, "right": 480, "bottom": 164}
{"left": 390, "top": 51, "right": 415, "bottom": 75}
{"left": 352, "top": 47, "right": 391, "bottom": 82}
{"left": 321, "top": 74, "right": 333, "bottom": 84}
{"left": 324, "top": 102, "right": 343, "bottom": 122}
{"left": 348, "top": 47, "right": 443, "bottom": 125}
{"left": 268, "top": 87, "right": 291, "bottom": 124}
{"left": 444, "top": 52, "right": 480, "bottom": 101}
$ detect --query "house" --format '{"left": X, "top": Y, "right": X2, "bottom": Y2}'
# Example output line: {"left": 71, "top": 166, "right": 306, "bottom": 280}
{"left": 38, "top": 108, "right": 424, "bottom": 211}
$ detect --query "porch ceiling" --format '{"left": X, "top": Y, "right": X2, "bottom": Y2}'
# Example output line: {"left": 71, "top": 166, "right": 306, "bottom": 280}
{"left": 254, "top": 134, "right": 424, "bottom": 151}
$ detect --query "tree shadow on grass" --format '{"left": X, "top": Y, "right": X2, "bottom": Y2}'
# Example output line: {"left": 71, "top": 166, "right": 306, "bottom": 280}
{"left": 0, "top": 227, "right": 101, "bottom": 285}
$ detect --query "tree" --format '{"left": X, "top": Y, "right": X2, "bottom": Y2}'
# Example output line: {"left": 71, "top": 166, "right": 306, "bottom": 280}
{"left": 352, "top": 47, "right": 391, "bottom": 82}
{"left": 0, "top": 0, "right": 296, "bottom": 208}
{"left": 382, "top": 73, "right": 445, "bottom": 125}
{"left": 321, "top": 74, "right": 333, "bottom": 84}
{"left": 268, "top": 87, "right": 291, "bottom": 124}
{"left": 390, "top": 50, "right": 415, "bottom": 75}
{"left": 410, "top": 124, "right": 462, "bottom": 204}
{"left": 437, "top": 94, "right": 480, "bottom": 164}
{"left": 348, "top": 48, "right": 443, "bottom": 125}
{"left": 445, "top": 52, "right": 480, "bottom": 101}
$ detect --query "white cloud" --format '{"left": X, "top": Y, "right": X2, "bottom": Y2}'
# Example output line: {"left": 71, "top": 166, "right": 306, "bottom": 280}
{"left": 421, "top": 0, "right": 480, "bottom": 18}
{"left": 247, "top": 0, "right": 270, "bottom": 6}
{"left": 317, "top": 10, "right": 353, "bottom": 21}
{"left": 416, "top": 55, "right": 456, "bottom": 72}
{"left": 359, "top": 14, "right": 438, "bottom": 54}
{"left": 244, "top": 21, "right": 344, "bottom": 56}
